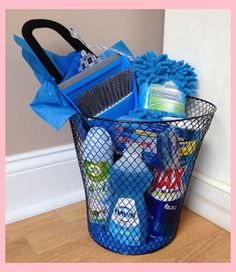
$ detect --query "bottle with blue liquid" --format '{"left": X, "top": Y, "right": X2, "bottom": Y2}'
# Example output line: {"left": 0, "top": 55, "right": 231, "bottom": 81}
{"left": 107, "top": 143, "right": 153, "bottom": 246}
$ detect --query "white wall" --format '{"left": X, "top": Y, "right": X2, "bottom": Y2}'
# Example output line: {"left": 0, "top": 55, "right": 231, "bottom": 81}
{"left": 164, "top": 9, "right": 230, "bottom": 186}
{"left": 164, "top": 10, "right": 230, "bottom": 230}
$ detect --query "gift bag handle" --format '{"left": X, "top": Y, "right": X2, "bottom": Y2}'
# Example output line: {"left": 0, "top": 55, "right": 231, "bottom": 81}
{"left": 22, "top": 19, "right": 95, "bottom": 84}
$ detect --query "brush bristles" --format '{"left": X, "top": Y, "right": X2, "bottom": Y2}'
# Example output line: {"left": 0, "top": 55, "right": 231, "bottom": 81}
{"left": 76, "top": 69, "right": 133, "bottom": 117}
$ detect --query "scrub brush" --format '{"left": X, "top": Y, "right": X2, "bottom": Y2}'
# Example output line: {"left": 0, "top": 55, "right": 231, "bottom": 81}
{"left": 76, "top": 69, "right": 134, "bottom": 117}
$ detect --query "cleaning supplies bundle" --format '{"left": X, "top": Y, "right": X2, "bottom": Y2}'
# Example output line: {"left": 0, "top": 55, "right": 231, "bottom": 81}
{"left": 15, "top": 19, "right": 217, "bottom": 255}
{"left": 15, "top": 20, "right": 197, "bottom": 127}
{"left": 15, "top": 19, "right": 198, "bottom": 129}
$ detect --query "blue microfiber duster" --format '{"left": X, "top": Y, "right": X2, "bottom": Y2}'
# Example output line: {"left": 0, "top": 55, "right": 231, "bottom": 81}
{"left": 133, "top": 51, "right": 198, "bottom": 120}
{"left": 134, "top": 51, "right": 197, "bottom": 95}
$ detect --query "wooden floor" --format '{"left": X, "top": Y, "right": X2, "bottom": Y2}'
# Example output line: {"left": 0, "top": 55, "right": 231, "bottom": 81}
{"left": 5, "top": 202, "right": 230, "bottom": 263}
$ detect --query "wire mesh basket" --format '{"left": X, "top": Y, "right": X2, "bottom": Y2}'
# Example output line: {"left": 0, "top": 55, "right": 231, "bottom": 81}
{"left": 70, "top": 96, "right": 216, "bottom": 255}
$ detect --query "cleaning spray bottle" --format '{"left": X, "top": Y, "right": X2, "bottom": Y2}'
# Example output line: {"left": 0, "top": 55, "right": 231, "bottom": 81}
{"left": 107, "top": 143, "right": 153, "bottom": 246}
{"left": 146, "top": 129, "right": 187, "bottom": 240}
{"left": 82, "top": 127, "right": 114, "bottom": 224}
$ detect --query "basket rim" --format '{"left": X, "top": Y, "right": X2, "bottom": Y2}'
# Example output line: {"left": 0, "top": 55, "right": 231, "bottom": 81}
{"left": 73, "top": 96, "right": 217, "bottom": 124}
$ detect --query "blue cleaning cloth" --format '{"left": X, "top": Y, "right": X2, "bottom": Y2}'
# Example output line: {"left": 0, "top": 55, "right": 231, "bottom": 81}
{"left": 30, "top": 80, "right": 77, "bottom": 130}
{"left": 14, "top": 35, "right": 133, "bottom": 130}
{"left": 14, "top": 35, "right": 81, "bottom": 130}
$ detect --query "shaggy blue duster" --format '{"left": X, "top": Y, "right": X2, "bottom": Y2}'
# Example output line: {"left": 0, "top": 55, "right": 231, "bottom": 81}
{"left": 127, "top": 51, "right": 198, "bottom": 121}
{"left": 134, "top": 51, "right": 197, "bottom": 96}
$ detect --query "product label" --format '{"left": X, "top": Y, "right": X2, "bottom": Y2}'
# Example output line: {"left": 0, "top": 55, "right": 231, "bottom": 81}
{"left": 113, "top": 123, "right": 168, "bottom": 156}
{"left": 87, "top": 189, "right": 108, "bottom": 224}
{"left": 111, "top": 198, "right": 139, "bottom": 227}
{"left": 150, "top": 167, "right": 187, "bottom": 201}
{"left": 117, "top": 135, "right": 155, "bottom": 151}
{"left": 84, "top": 160, "right": 110, "bottom": 192}
{"left": 164, "top": 203, "right": 178, "bottom": 210}
{"left": 146, "top": 81, "right": 186, "bottom": 115}
{"left": 178, "top": 139, "right": 197, "bottom": 156}
{"left": 84, "top": 160, "right": 110, "bottom": 224}
{"left": 88, "top": 205, "right": 108, "bottom": 224}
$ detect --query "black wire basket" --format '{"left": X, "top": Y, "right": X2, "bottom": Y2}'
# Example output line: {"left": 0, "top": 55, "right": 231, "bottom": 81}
{"left": 70, "top": 96, "right": 216, "bottom": 255}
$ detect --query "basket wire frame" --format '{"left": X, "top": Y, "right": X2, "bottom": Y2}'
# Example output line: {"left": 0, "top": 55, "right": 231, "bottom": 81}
{"left": 70, "top": 96, "right": 216, "bottom": 255}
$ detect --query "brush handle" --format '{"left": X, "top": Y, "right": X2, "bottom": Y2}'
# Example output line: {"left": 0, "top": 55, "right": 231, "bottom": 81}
{"left": 22, "top": 19, "right": 96, "bottom": 84}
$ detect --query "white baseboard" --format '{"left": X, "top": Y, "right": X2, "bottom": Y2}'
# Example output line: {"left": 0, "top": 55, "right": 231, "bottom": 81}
{"left": 5, "top": 144, "right": 85, "bottom": 224}
{"left": 6, "top": 191, "right": 85, "bottom": 225}
{"left": 185, "top": 171, "right": 230, "bottom": 231}
{"left": 6, "top": 144, "right": 231, "bottom": 231}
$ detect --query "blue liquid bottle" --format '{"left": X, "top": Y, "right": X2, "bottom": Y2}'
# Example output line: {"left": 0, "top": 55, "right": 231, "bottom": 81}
{"left": 107, "top": 143, "right": 153, "bottom": 246}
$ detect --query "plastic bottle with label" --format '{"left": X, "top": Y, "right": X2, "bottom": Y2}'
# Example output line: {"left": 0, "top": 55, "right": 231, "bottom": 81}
{"left": 146, "top": 130, "right": 187, "bottom": 239}
{"left": 107, "top": 143, "right": 153, "bottom": 246}
{"left": 82, "top": 127, "right": 114, "bottom": 224}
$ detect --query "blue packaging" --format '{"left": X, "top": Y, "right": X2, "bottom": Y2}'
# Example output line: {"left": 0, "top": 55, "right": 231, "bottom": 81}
{"left": 108, "top": 122, "right": 170, "bottom": 169}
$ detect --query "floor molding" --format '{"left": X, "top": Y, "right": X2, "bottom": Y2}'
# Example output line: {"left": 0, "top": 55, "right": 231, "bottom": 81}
{"left": 6, "top": 191, "right": 85, "bottom": 224}
{"left": 185, "top": 171, "right": 230, "bottom": 231}
{"left": 6, "top": 144, "right": 85, "bottom": 224}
